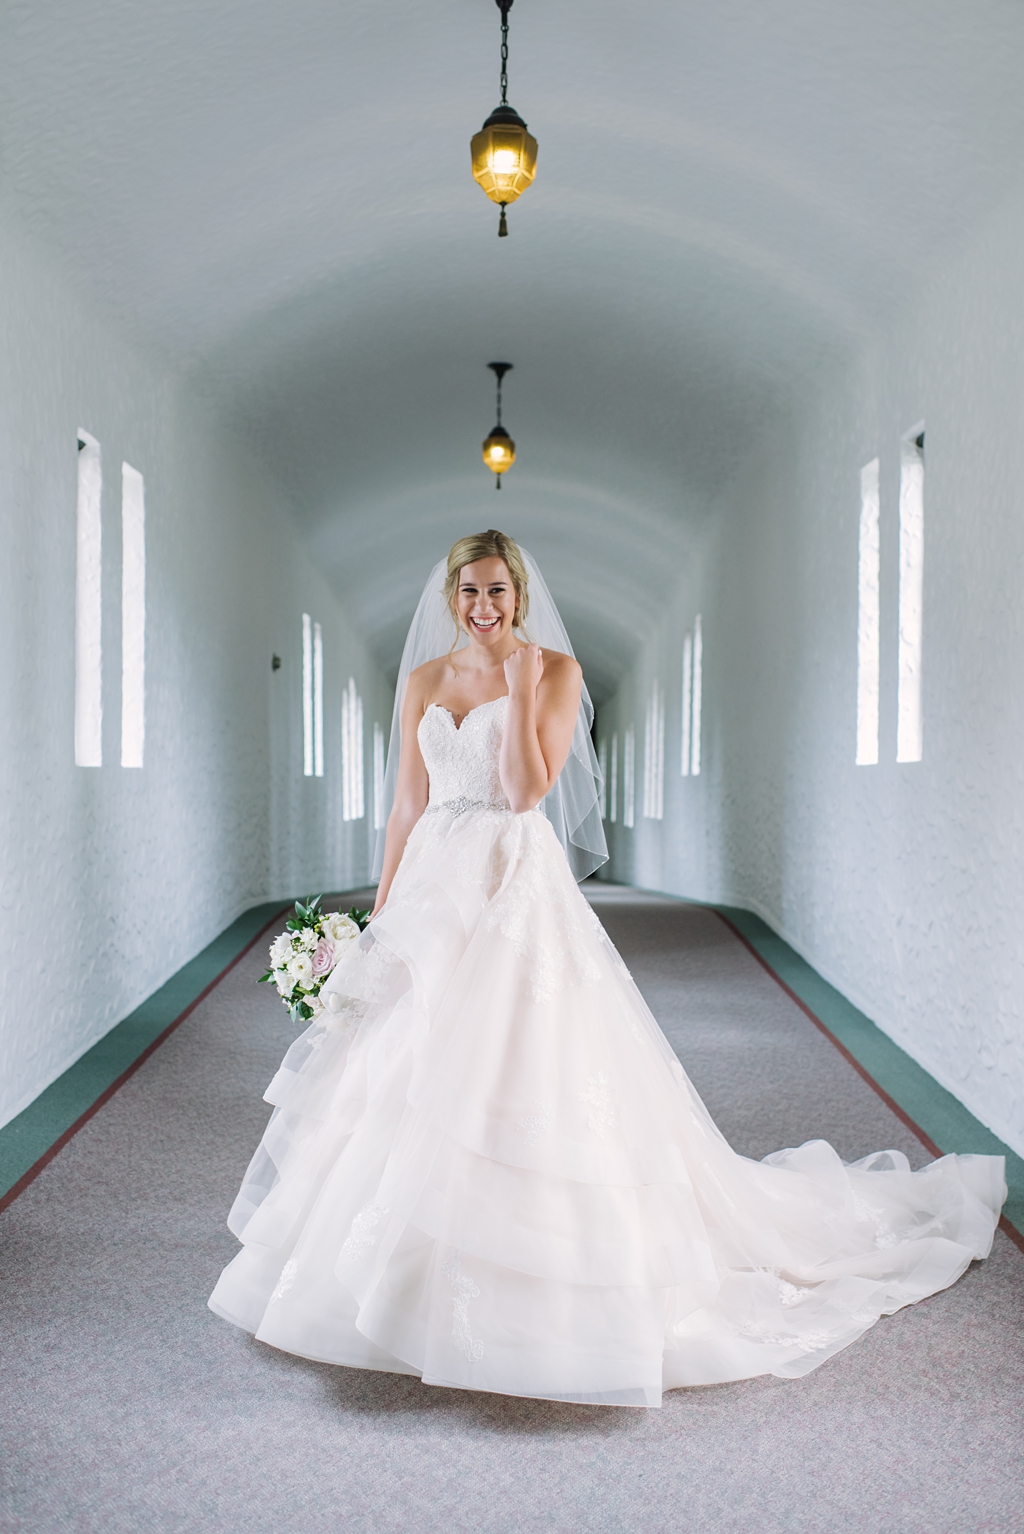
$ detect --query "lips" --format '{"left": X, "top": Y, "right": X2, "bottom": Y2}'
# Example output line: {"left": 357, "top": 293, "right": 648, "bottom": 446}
{"left": 471, "top": 616, "right": 500, "bottom": 631}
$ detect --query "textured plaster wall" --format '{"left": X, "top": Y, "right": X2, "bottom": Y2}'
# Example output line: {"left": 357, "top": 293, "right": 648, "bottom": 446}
{"left": 598, "top": 184, "right": 1024, "bottom": 1158}
{"left": 0, "top": 219, "right": 390, "bottom": 1130}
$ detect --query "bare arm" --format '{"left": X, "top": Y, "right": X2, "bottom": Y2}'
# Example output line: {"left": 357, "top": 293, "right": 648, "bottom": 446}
{"left": 371, "top": 677, "right": 430, "bottom": 917}
{"left": 500, "top": 648, "right": 582, "bottom": 813}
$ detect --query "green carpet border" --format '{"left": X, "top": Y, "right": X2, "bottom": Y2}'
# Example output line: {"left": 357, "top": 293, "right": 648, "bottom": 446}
{"left": 0, "top": 900, "right": 291, "bottom": 1209}
{"left": 711, "top": 902, "right": 1023, "bottom": 1240}
{"left": 3, "top": 887, "right": 1020, "bottom": 1248}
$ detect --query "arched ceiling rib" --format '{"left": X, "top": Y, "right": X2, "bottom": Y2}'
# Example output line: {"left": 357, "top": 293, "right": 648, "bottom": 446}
{"left": 2, "top": 0, "right": 1023, "bottom": 696}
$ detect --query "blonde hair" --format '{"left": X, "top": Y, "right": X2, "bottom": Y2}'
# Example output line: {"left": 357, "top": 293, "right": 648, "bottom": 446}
{"left": 443, "top": 530, "right": 531, "bottom": 642}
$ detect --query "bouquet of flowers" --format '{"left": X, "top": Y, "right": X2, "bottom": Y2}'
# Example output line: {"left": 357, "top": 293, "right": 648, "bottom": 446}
{"left": 259, "top": 895, "right": 371, "bottom": 1024}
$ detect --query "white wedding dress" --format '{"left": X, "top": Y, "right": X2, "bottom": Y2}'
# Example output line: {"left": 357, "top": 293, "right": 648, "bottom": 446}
{"left": 209, "top": 696, "right": 1005, "bottom": 1407}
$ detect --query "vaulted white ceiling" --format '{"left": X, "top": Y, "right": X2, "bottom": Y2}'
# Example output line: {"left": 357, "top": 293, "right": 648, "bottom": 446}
{"left": 3, "top": 0, "right": 1023, "bottom": 696}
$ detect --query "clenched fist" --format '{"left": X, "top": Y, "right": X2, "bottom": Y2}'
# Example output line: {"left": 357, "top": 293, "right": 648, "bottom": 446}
{"left": 504, "top": 643, "right": 544, "bottom": 696}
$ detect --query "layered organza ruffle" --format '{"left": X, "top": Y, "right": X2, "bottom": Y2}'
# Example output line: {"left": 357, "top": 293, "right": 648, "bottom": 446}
{"left": 209, "top": 805, "right": 1006, "bottom": 1407}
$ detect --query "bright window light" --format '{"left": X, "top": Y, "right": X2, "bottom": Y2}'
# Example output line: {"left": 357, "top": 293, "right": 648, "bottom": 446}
{"left": 120, "top": 463, "right": 145, "bottom": 769}
{"left": 856, "top": 458, "right": 880, "bottom": 766}
{"left": 302, "top": 614, "right": 313, "bottom": 776}
{"left": 610, "top": 734, "right": 618, "bottom": 824}
{"left": 690, "top": 616, "right": 703, "bottom": 776}
{"left": 681, "top": 632, "right": 692, "bottom": 777}
{"left": 342, "top": 678, "right": 364, "bottom": 821}
{"left": 897, "top": 428, "right": 924, "bottom": 763}
{"left": 598, "top": 739, "right": 607, "bottom": 819}
{"left": 373, "top": 721, "right": 386, "bottom": 830}
{"left": 313, "top": 621, "right": 324, "bottom": 777}
{"left": 623, "top": 725, "right": 635, "bottom": 829}
{"left": 643, "top": 682, "right": 664, "bottom": 820}
{"left": 75, "top": 432, "right": 103, "bottom": 767}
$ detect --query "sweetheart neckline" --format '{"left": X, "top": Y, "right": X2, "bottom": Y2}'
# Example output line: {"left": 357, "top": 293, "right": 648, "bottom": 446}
{"left": 427, "top": 697, "right": 507, "bottom": 733}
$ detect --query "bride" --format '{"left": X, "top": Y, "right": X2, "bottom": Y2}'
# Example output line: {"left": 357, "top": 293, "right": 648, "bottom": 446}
{"left": 209, "top": 529, "right": 1005, "bottom": 1408}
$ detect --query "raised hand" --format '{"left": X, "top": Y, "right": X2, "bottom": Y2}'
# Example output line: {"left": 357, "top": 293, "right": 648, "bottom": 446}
{"left": 504, "top": 643, "right": 543, "bottom": 696}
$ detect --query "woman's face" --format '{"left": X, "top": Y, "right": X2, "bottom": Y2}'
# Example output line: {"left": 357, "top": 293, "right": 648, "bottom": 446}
{"left": 456, "top": 557, "right": 517, "bottom": 648}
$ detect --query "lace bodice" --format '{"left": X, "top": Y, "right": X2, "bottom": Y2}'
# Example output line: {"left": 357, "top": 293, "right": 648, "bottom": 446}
{"left": 417, "top": 697, "right": 510, "bottom": 809}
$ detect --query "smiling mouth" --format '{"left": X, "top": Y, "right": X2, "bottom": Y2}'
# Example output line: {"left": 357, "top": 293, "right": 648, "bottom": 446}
{"left": 470, "top": 616, "right": 500, "bottom": 632}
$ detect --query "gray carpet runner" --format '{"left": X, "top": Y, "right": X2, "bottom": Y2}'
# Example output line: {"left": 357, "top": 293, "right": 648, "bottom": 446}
{"left": 1, "top": 887, "right": 1020, "bottom": 1533}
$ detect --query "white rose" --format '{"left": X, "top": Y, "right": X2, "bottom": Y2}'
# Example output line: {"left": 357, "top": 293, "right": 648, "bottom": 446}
{"left": 288, "top": 952, "right": 313, "bottom": 986}
{"left": 323, "top": 912, "right": 360, "bottom": 946}
{"left": 274, "top": 968, "right": 292, "bottom": 997}
{"left": 269, "top": 933, "right": 291, "bottom": 964}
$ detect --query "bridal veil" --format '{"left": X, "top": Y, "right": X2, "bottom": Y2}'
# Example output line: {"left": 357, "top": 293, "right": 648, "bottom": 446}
{"left": 372, "top": 546, "right": 608, "bottom": 881}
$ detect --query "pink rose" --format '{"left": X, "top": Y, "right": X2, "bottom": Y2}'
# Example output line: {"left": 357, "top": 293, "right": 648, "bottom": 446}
{"left": 311, "top": 936, "right": 336, "bottom": 977}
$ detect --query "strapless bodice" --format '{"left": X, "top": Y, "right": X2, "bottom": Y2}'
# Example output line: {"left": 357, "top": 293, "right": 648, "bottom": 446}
{"left": 417, "top": 696, "right": 510, "bottom": 811}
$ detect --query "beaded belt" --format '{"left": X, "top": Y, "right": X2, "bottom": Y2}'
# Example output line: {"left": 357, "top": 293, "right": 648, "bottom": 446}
{"left": 424, "top": 796, "right": 511, "bottom": 816}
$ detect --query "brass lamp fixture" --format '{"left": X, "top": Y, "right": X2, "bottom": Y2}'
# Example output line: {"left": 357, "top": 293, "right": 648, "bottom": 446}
{"left": 482, "top": 362, "right": 515, "bottom": 487}
{"left": 470, "top": 0, "right": 537, "bottom": 236}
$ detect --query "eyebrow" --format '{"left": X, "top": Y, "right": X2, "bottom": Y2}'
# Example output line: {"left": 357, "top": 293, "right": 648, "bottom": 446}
{"left": 460, "top": 580, "right": 507, "bottom": 588}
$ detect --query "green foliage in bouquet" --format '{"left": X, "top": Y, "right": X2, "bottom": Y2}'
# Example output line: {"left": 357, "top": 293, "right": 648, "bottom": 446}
{"left": 258, "top": 895, "right": 371, "bottom": 1024}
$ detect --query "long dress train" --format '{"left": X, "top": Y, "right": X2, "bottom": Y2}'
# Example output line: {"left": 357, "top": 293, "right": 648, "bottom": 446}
{"left": 209, "top": 696, "right": 1005, "bottom": 1407}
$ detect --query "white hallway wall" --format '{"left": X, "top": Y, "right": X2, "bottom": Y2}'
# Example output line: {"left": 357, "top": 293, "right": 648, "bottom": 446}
{"left": 598, "top": 179, "right": 1024, "bottom": 1159}
{"left": 0, "top": 217, "right": 390, "bottom": 1131}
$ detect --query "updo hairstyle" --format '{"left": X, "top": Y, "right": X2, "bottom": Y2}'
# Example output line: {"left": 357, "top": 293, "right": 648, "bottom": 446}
{"left": 443, "top": 529, "right": 531, "bottom": 637}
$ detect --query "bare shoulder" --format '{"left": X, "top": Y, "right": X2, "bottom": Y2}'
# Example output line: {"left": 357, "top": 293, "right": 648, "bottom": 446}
{"left": 539, "top": 648, "right": 582, "bottom": 685}
{"left": 405, "top": 657, "right": 447, "bottom": 712}
{"left": 408, "top": 656, "right": 448, "bottom": 693}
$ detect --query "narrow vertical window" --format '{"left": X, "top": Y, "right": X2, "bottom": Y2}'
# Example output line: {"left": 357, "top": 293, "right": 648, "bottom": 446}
{"left": 302, "top": 614, "right": 313, "bottom": 776}
{"left": 856, "top": 458, "right": 880, "bottom": 765}
{"left": 643, "top": 699, "right": 652, "bottom": 817}
{"left": 609, "top": 734, "right": 618, "bottom": 824}
{"left": 342, "top": 680, "right": 351, "bottom": 817}
{"left": 75, "top": 432, "right": 103, "bottom": 766}
{"left": 643, "top": 683, "right": 664, "bottom": 819}
{"left": 373, "top": 722, "right": 386, "bottom": 829}
{"left": 681, "top": 632, "right": 693, "bottom": 777}
{"left": 690, "top": 616, "right": 703, "bottom": 776}
{"left": 655, "top": 687, "right": 664, "bottom": 817}
{"left": 897, "top": 428, "right": 924, "bottom": 763}
{"left": 342, "top": 678, "right": 364, "bottom": 820}
{"left": 623, "top": 725, "right": 635, "bottom": 829}
{"left": 313, "top": 621, "right": 324, "bottom": 777}
{"left": 120, "top": 464, "right": 145, "bottom": 768}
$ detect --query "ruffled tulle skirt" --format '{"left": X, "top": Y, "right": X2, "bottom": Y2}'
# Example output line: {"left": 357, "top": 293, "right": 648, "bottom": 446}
{"left": 209, "top": 806, "right": 1006, "bottom": 1407}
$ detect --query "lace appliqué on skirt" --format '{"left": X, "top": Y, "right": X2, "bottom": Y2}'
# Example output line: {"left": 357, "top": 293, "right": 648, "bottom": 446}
{"left": 516, "top": 1102, "right": 554, "bottom": 1148}
{"left": 340, "top": 1204, "right": 389, "bottom": 1262}
{"left": 270, "top": 1258, "right": 299, "bottom": 1303}
{"left": 578, "top": 1071, "right": 618, "bottom": 1138}
{"left": 485, "top": 824, "right": 603, "bottom": 1003}
{"left": 441, "top": 1253, "right": 485, "bottom": 1361}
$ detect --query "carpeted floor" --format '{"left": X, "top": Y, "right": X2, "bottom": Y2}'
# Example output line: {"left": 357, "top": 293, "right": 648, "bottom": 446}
{"left": 2, "top": 887, "right": 1021, "bottom": 1534}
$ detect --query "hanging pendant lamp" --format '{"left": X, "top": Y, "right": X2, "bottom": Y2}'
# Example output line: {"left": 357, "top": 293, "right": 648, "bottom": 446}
{"left": 482, "top": 362, "right": 515, "bottom": 487}
{"left": 470, "top": 0, "right": 537, "bottom": 237}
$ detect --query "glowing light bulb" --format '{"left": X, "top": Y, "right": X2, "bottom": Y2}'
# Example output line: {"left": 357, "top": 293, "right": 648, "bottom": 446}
{"left": 491, "top": 148, "right": 518, "bottom": 173}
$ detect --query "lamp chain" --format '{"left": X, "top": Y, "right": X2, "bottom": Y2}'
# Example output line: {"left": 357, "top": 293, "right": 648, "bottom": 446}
{"left": 495, "top": 367, "right": 503, "bottom": 488}
{"left": 499, "top": 2, "right": 510, "bottom": 106}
